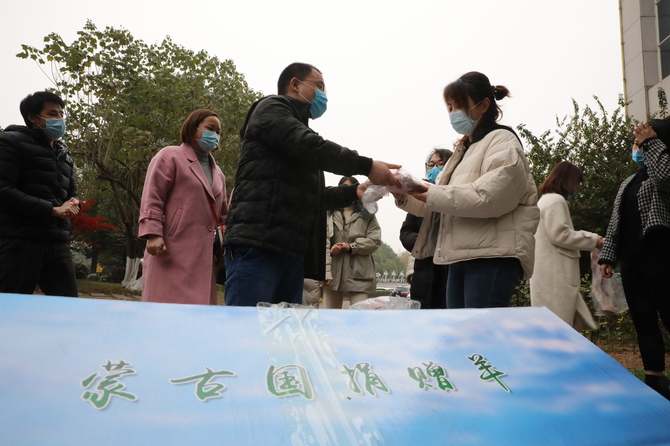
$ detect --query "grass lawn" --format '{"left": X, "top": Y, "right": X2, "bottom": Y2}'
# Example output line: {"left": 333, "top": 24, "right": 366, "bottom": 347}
{"left": 76, "top": 280, "right": 141, "bottom": 296}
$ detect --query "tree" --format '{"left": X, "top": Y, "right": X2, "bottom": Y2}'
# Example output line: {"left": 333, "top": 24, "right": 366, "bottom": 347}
{"left": 372, "top": 242, "right": 406, "bottom": 279}
{"left": 519, "top": 92, "right": 669, "bottom": 275}
{"left": 519, "top": 96, "right": 638, "bottom": 241}
{"left": 69, "top": 198, "right": 118, "bottom": 272}
{"left": 18, "top": 21, "right": 260, "bottom": 289}
{"left": 70, "top": 198, "right": 118, "bottom": 246}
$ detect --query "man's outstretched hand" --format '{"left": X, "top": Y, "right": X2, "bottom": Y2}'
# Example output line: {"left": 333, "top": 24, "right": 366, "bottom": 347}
{"left": 368, "top": 160, "right": 402, "bottom": 188}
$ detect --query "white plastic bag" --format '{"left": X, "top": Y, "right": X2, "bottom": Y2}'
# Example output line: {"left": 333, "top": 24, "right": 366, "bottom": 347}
{"left": 361, "top": 168, "right": 428, "bottom": 214}
{"left": 590, "top": 250, "right": 628, "bottom": 316}
{"left": 349, "top": 295, "right": 421, "bottom": 310}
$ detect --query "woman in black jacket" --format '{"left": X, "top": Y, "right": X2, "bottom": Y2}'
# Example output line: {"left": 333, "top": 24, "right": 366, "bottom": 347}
{"left": 399, "top": 148, "right": 452, "bottom": 309}
{"left": 599, "top": 117, "right": 670, "bottom": 400}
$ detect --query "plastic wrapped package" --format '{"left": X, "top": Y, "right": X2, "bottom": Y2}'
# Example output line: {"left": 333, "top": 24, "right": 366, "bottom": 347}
{"left": 361, "top": 169, "right": 428, "bottom": 214}
{"left": 349, "top": 295, "right": 421, "bottom": 310}
{"left": 590, "top": 250, "right": 628, "bottom": 316}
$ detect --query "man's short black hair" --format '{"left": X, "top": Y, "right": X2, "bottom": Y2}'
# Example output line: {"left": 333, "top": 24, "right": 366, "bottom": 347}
{"left": 277, "top": 63, "right": 321, "bottom": 95}
{"left": 19, "top": 91, "right": 65, "bottom": 127}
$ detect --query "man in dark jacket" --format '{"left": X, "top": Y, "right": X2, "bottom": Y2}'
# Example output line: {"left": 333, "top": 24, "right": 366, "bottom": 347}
{"left": 0, "top": 91, "right": 80, "bottom": 297}
{"left": 224, "top": 62, "right": 400, "bottom": 306}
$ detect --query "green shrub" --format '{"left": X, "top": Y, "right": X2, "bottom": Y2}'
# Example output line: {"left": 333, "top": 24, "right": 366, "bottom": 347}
{"left": 108, "top": 266, "right": 125, "bottom": 284}
{"left": 74, "top": 263, "right": 89, "bottom": 280}
{"left": 510, "top": 280, "right": 530, "bottom": 307}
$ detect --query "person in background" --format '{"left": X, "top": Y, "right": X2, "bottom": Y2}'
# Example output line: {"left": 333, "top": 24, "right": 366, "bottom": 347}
{"left": 0, "top": 91, "right": 80, "bottom": 297}
{"left": 139, "top": 109, "right": 227, "bottom": 305}
{"left": 302, "top": 226, "right": 333, "bottom": 307}
{"left": 396, "top": 71, "right": 539, "bottom": 309}
{"left": 599, "top": 118, "right": 670, "bottom": 400}
{"left": 406, "top": 256, "right": 414, "bottom": 286}
{"left": 530, "top": 161, "right": 603, "bottom": 330}
{"left": 323, "top": 177, "right": 382, "bottom": 308}
{"left": 399, "top": 148, "right": 452, "bottom": 309}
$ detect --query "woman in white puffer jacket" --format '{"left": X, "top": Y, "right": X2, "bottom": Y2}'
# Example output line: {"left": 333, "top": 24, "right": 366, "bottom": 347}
{"left": 396, "top": 71, "right": 539, "bottom": 309}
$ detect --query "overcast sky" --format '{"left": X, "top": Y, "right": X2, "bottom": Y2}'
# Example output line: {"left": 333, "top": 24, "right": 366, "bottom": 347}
{"left": 0, "top": 0, "right": 623, "bottom": 253}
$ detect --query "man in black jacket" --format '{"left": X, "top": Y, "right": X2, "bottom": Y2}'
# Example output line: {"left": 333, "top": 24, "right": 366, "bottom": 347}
{"left": 0, "top": 91, "right": 80, "bottom": 297}
{"left": 224, "top": 62, "right": 400, "bottom": 306}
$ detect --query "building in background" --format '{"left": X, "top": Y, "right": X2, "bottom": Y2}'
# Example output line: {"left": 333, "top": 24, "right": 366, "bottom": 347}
{"left": 620, "top": 0, "right": 670, "bottom": 119}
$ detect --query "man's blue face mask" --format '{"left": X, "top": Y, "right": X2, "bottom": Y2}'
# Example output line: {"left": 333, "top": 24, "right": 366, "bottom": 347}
{"left": 38, "top": 116, "right": 66, "bottom": 140}
{"left": 298, "top": 80, "right": 328, "bottom": 119}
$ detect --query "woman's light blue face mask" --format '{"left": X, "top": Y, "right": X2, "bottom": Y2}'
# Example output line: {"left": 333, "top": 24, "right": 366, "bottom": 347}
{"left": 448, "top": 101, "right": 482, "bottom": 136}
{"left": 197, "top": 129, "right": 220, "bottom": 152}
{"left": 426, "top": 166, "right": 443, "bottom": 184}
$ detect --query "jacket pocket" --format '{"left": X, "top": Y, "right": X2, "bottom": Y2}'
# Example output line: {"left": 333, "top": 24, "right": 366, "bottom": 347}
{"left": 451, "top": 217, "right": 498, "bottom": 250}
{"left": 350, "top": 255, "right": 374, "bottom": 280}
{"left": 556, "top": 246, "right": 580, "bottom": 259}
{"left": 167, "top": 209, "right": 183, "bottom": 238}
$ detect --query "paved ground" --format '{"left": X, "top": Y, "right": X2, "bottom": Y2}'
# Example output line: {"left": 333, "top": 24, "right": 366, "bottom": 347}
{"left": 77, "top": 292, "right": 141, "bottom": 301}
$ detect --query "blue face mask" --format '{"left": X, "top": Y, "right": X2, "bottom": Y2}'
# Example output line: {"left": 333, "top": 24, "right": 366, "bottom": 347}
{"left": 298, "top": 80, "right": 328, "bottom": 119}
{"left": 448, "top": 101, "right": 482, "bottom": 136}
{"left": 38, "top": 116, "right": 66, "bottom": 140}
{"left": 632, "top": 149, "right": 645, "bottom": 167}
{"left": 197, "top": 129, "right": 220, "bottom": 153}
{"left": 426, "top": 166, "right": 443, "bottom": 184}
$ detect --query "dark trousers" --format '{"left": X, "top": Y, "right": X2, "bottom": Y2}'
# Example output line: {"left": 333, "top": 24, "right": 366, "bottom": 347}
{"left": 0, "top": 237, "right": 78, "bottom": 297}
{"left": 410, "top": 258, "right": 448, "bottom": 309}
{"left": 620, "top": 251, "right": 670, "bottom": 372}
{"left": 223, "top": 245, "right": 304, "bottom": 306}
{"left": 447, "top": 257, "right": 523, "bottom": 309}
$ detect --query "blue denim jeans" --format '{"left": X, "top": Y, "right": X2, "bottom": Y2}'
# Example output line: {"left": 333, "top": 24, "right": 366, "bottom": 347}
{"left": 223, "top": 245, "right": 304, "bottom": 307}
{"left": 446, "top": 257, "right": 523, "bottom": 309}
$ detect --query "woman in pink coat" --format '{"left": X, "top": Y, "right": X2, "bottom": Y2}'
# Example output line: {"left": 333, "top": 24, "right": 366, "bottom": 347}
{"left": 139, "top": 109, "right": 227, "bottom": 305}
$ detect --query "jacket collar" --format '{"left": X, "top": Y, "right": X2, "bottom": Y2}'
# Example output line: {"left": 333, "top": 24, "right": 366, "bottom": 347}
{"left": 465, "top": 124, "right": 521, "bottom": 149}
{"left": 239, "top": 95, "right": 312, "bottom": 140}
{"left": 180, "top": 143, "right": 219, "bottom": 201}
{"left": 5, "top": 124, "right": 51, "bottom": 147}
{"left": 286, "top": 95, "right": 312, "bottom": 123}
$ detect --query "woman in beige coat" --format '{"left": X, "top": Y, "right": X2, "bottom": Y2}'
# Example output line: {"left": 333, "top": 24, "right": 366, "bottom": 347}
{"left": 530, "top": 162, "right": 603, "bottom": 330}
{"left": 396, "top": 71, "right": 539, "bottom": 309}
{"left": 323, "top": 177, "right": 382, "bottom": 308}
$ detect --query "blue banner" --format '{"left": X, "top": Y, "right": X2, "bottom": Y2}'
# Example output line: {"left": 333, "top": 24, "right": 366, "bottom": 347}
{"left": 0, "top": 294, "right": 668, "bottom": 445}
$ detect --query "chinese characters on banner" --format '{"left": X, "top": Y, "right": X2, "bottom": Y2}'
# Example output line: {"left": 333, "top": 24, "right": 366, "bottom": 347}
{"left": 81, "top": 355, "right": 510, "bottom": 410}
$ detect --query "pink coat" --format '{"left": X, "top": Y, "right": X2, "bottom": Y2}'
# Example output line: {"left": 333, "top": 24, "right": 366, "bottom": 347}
{"left": 139, "top": 144, "right": 227, "bottom": 305}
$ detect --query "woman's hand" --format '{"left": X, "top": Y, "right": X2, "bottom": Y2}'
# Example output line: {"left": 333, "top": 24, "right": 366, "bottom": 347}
{"left": 634, "top": 122, "right": 657, "bottom": 145}
{"left": 324, "top": 279, "right": 332, "bottom": 287}
{"left": 330, "top": 242, "right": 349, "bottom": 256}
{"left": 409, "top": 189, "right": 429, "bottom": 203}
{"left": 146, "top": 235, "right": 167, "bottom": 256}
{"left": 599, "top": 263, "right": 613, "bottom": 279}
{"left": 596, "top": 236, "right": 604, "bottom": 250}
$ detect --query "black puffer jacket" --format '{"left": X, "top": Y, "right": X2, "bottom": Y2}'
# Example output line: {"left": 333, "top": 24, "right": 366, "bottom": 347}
{"left": 0, "top": 125, "right": 78, "bottom": 242}
{"left": 224, "top": 95, "right": 373, "bottom": 280}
